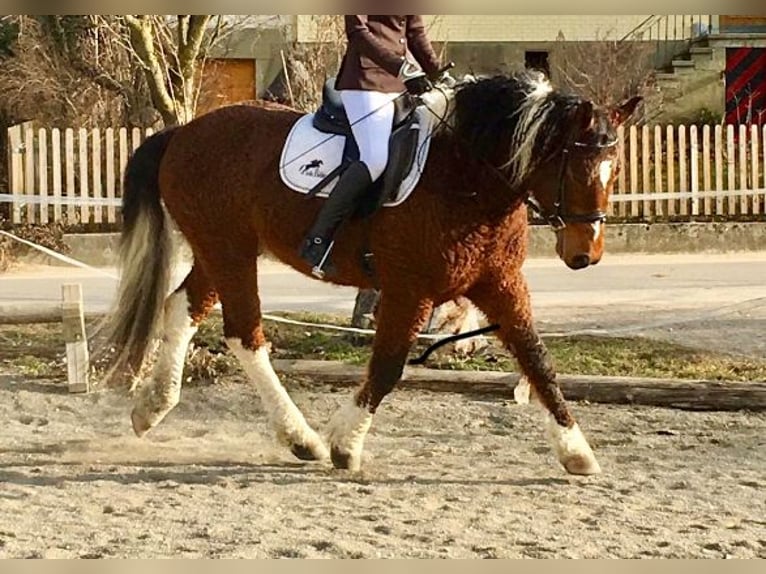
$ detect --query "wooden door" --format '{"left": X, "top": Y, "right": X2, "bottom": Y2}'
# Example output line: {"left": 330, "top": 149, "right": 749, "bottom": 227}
{"left": 198, "top": 59, "right": 257, "bottom": 115}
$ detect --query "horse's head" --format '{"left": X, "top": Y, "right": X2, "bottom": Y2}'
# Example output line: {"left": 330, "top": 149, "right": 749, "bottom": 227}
{"left": 526, "top": 96, "right": 641, "bottom": 269}
{"left": 452, "top": 73, "right": 642, "bottom": 270}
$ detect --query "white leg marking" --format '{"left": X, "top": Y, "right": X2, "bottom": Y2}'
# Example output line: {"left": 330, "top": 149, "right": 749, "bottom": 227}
{"left": 513, "top": 376, "right": 531, "bottom": 405}
{"left": 598, "top": 159, "right": 613, "bottom": 188}
{"left": 544, "top": 413, "right": 601, "bottom": 475}
{"left": 226, "top": 339, "right": 329, "bottom": 460}
{"left": 326, "top": 396, "right": 373, "bottom": 471}
{"left": 132, "top": 289, "right": 197, "bottom": 436}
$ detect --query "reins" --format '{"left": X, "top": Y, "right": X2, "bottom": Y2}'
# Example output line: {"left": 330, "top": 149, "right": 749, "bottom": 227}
{"left": 420, "top": 84, "right": 618, "bottom": 231}
{"left": 409, "top": 83, "right": 620, "bottom": 363}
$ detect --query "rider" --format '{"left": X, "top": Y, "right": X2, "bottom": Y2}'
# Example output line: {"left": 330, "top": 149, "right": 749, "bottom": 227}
{"left": 299, "top": 15, "right": 443, "bottom": 278}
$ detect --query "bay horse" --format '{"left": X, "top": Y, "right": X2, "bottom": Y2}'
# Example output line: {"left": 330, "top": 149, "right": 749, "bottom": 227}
{"left": 103, "top": 71, "right": 640, "bottom": 475}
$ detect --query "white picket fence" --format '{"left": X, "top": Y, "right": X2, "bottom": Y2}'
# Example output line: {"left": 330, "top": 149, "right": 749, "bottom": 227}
{"left": 4, "top": 122, "right": 766, "bottom": 224}
{"left": 613, "top": 124, "right": 766, "bottom": 218}
{"left": 5, "top": 124, "right": 154, "bottom": 225}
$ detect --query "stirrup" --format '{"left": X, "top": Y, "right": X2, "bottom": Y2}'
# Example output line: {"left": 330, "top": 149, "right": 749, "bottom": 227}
{"left": 311, "top": 240, "right": 335, "bottom": 279}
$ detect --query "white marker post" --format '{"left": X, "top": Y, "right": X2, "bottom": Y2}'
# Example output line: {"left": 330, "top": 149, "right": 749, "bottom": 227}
{"left": 61, "top": 283, "right": 89, "bottom": 393}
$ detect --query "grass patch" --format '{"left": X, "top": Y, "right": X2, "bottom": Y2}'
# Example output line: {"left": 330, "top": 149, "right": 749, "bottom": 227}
{"left": 0, "top": 311, "right": 764, "bottom": 383}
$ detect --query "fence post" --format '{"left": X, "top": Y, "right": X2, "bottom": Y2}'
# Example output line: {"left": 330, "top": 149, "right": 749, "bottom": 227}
{"left": 653, "top": 125, "right": 664, "bottom": 217}
{"left": 62, "top": 283, "right": 89, "bottom": 393}
{"left": 78, "top": 128, "right": 89, "bottom": 225}
{"left": 105, "top": 128, "right": 116, "bottom": 223}
{"left": 629, "top": 126, "right": 638, "bottom": 217}
{"left": 8, "top": 125, "right": 24, "bottom": 223}
{"left": 24, "top": 125, "right": 35, "bottom": 223}
{"left": 739, "top": 124, "right": 748, "bottom": 215}
{"left": 751, "top": 125, "right": 761, "bottom": 215}
{"left": 666, "top": 125, "right": 676, "bottom": 216}
{"left": 617, "top": 126, "right": 626, "bottom": 217}
{"left": 131, "top": 127, "right": 141, "bottom": 153}
{"left": 52, "top": 128, "right": 62, "bottom": 222}
{"left": 690, "top": 125, "right": 699, "bottom": 216}
{"left": 679, "top": 125, "right": 688, "bottom": 216}
{"left": 65, "top": 128, "right": 76, "bottom": 224}
{"left": 92, "top": 128, "right": 103, "bottom": 224}
{"left": 714, "top": 125, "right": 723, "bottom": 216}
{"left": 38, "top": 128, "right": 49, "bottom": 224}
{"left": 642, "top": 125, "right": 651, "bottom": 217}
{"left": 702, "top": 125, "right": 711, "bottom": 216}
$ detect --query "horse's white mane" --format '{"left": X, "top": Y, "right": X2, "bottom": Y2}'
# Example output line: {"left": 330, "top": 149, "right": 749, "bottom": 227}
{"left": 504, "top": 71, "right": 555, "bottom": 186}
{"left": 420, "top": 71, "right": 557, "bottom": 186}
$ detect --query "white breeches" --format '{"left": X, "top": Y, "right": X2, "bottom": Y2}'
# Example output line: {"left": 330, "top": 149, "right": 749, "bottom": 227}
{"left": 340, "top": 90, "right": 399, "bottom": 181}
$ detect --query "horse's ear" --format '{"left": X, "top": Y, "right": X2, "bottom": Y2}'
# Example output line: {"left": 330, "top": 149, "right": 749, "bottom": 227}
{"left": 575, "top": 100, "right": 594, "bottom": 130}
{"left": 611, "top": 96, "right": 643, "bottom": 126}
{"left": 574, "top": 101, "right": 595, "bottom": 132}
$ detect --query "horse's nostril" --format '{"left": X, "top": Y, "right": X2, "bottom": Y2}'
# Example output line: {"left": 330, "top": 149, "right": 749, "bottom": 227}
{"left": 570, "top": 254, "right": 590, "bottom": 269}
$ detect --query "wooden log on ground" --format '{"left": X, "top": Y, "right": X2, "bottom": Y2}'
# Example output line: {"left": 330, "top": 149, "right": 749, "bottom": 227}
{"left": 272, "top": 359, "right": 766, "bottom": 412}
{"left": 0, "top": 303, "right": 102, "bottom": 325}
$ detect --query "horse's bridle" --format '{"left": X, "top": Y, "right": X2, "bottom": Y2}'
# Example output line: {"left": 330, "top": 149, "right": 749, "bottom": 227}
{"left": 525, "top": 135, "right": 619, "bottom": 231}
{"left": 422, "top": 86, "right": 620, "bottom": 231}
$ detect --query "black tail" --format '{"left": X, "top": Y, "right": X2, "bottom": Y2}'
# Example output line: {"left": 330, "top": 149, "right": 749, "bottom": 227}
{"left": 101, "top": 127, "right": 179, "bottom": 386}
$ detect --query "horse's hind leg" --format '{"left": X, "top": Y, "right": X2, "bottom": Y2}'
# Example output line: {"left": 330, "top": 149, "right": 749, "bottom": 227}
{"left": 326, "top": 292, "right": 433, "bottom": 470}
{"left": 132, "top": 262, "right": 218, "bottom": 436}
{"left": 468, "top": 275, "right": 601, "bottom": 475}
{"left": 216, "top": 261, "right": 329, "bottom": 461}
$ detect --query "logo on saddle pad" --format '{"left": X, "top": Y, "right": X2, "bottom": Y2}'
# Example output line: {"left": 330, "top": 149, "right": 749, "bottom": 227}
{"left": 299, "top": 159, "right": 327, "bottom": 178}
{"left": 279, "top": 106, "right": 439, "bottom": 208}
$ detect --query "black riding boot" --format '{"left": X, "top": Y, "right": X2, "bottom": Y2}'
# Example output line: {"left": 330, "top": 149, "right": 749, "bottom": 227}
{"left": 300, "top": 161, "right": 373, "bottom": 278}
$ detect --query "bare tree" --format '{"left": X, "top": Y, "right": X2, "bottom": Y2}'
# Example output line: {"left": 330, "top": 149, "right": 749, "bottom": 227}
{"left": 121, "top": 15, "right": 222, "bottom": 126}
{"left": 123, "top": 16, "right": 274, "bottom": 125}
{"left": 1, "top": 15, "right": 266, "bottom": 129}
{"left": 552, "top": 31, "right": 656, "bottom": 114}
{"left": 0, "top": 16, "right": 152, "bottom": 128}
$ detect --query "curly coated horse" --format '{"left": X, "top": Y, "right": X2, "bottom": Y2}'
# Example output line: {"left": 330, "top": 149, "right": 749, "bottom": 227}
{"left": 102, "top": 72, "right": 640, "bottom": 475}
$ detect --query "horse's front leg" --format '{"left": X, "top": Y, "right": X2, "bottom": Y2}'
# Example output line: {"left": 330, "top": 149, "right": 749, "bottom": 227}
{"left": 468, "top": 275, "right": 601, "bottom": 475}
{"left": 326, "top": 292, "right": 433, "bottom": 471}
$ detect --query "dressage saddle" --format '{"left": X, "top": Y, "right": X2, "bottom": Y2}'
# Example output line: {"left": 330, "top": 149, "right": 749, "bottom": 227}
{"left": 308, "top": 78, "right": 422, "bottom": 216}
{"left": 313, "top": 78, "right": 417, "bottom": 136}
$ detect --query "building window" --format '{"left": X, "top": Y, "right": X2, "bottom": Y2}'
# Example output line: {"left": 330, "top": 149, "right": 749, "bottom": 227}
{"left": 525, "top": 51, "right": 550, "bottom": 77}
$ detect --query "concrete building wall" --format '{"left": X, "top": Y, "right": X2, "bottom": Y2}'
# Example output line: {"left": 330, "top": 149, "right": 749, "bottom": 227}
{"left": 210, "top": 15, "right": 764, "bottom": 125}
{"left": 295, "top": 15, "right": 661, "bottom": 43}
{"left": 422, "top": 15, "right": 653, "bottom": 42}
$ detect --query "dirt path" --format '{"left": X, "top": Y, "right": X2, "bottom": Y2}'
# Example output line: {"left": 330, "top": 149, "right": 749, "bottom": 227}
{"left": 1, "top": 372, "right": 764, "bottom": 559}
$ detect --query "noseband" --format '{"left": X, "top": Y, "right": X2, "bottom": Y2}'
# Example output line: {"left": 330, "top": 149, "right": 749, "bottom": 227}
{"left": 526, "top": 136, "right": 618, "bottom": 231}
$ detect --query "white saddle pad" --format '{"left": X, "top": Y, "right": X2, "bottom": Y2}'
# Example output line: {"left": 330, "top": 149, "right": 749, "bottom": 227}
{"left": 279, "top": 101, "right": 444, "bottom": 208}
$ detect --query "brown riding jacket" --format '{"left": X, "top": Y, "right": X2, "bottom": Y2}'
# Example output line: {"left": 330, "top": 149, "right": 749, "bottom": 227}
{"left": 335, "top": 15, "right": 442, "bottom": 93}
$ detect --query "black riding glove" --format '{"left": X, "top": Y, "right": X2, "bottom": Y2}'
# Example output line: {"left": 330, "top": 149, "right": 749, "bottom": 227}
{"left": 399, "top": 60, "right": 432, "bottom": 95}
{"left": 404, "top": 72, "right": 432, "bottom": 95}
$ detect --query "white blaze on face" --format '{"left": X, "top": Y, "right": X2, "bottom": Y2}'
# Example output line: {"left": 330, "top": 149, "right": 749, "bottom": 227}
{"left": 598, "top": 160, "right": 614, "bottom": 188}
{"left": 591, "top": 220, "right": 602, "bottom": 241}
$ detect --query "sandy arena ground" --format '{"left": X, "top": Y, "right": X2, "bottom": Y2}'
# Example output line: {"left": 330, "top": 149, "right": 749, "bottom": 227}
{"left": 1, "top": 371, "right": 764, "bottom": 559}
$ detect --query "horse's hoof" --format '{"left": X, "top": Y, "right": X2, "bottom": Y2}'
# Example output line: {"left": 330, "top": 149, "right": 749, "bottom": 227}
{"left": 330, "top": 447, "right": 361, "bottom": 471}
{"left": 563, "top": 454, "right": 602, "bottom": 476}
{"left": 290, "top": 441, "right": 329, "bottom": 462}
{"left": 131, "top": 409, "right": 152, "bottom": 438}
